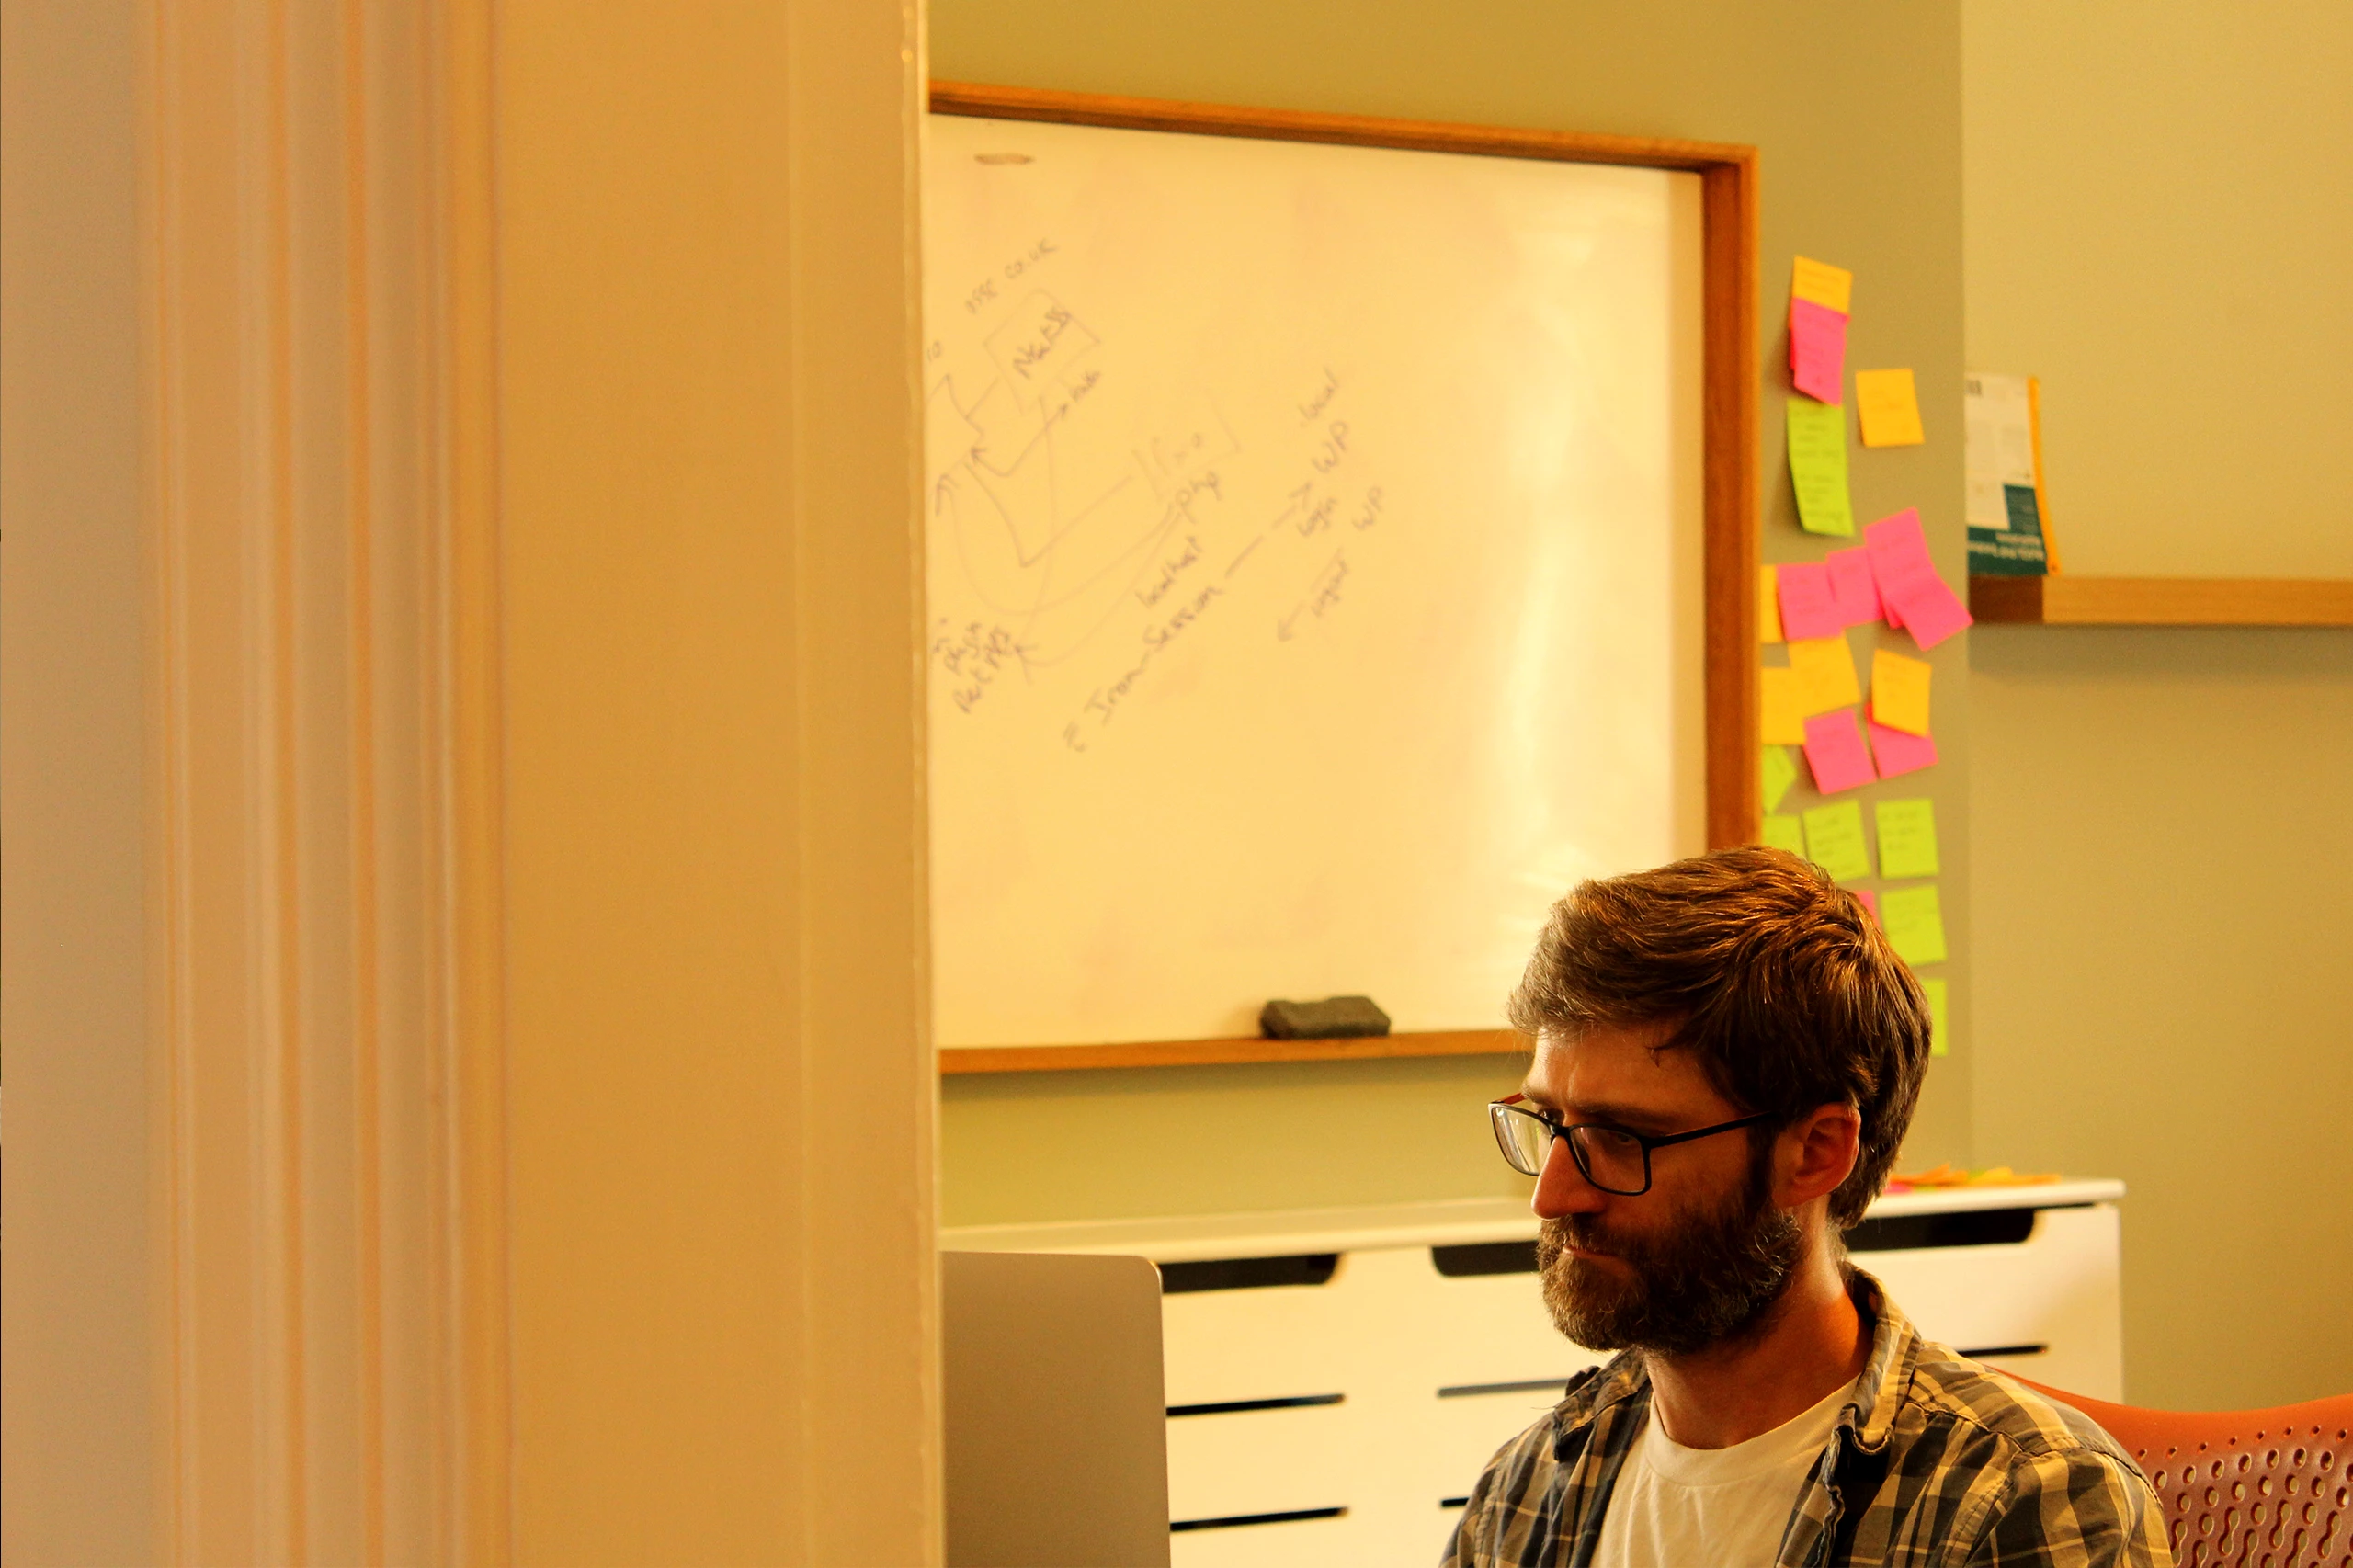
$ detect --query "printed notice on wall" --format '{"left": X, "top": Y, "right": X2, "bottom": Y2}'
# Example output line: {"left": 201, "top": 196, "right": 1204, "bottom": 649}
{"left": 1963, "top": 372, "right": 2050, "bottom": 577}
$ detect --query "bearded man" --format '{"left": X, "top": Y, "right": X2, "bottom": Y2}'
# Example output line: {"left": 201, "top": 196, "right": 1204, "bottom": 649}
{"left": 1445, "top": 848, "right": 2168, "bottom": 1568}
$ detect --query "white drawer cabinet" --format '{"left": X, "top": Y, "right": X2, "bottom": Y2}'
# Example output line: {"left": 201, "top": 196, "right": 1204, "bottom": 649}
{"left": 947, "top": 1180, "right": 2127, "bottom": 1568}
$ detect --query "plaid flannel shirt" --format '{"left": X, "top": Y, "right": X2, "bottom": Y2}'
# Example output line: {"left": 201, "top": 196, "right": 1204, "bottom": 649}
{"left": 1443, "top": 1270, "right": 2172, "bottom": 1568}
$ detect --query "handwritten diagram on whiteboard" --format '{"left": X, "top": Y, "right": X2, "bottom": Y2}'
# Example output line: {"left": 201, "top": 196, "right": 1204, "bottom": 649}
{"left": 926, "top": 114, "right": 1706, "bottom": 1048}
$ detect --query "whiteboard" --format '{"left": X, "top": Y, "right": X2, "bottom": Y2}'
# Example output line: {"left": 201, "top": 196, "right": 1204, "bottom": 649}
{"left": 925, "top": 114, "right": 1706, "bottom": 1049}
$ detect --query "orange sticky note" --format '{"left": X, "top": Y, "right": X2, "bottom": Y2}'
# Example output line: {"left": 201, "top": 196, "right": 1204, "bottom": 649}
{"left": 1856, "top": 369, "right": 1925, "bottom": 447}
{"left": 1761, "top": 667, "right": 1806, "bottom": 744}
{"left": 1792, "top": 256, "right": 1853, "bottom": 314}
{"left": 1760, "top": 566, "right": 1784, "bottom": 643}
{"left": 1870, "top": 649, "right": 1933, "bottom": 736}
{"left": 1789, "top": 635, "right": 1861, "bottom": 716}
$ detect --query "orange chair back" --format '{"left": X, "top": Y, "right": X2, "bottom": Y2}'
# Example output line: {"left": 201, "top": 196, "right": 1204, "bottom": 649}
{"left": 2019, "top": 1381, "right": 2352, "bottom": 1568}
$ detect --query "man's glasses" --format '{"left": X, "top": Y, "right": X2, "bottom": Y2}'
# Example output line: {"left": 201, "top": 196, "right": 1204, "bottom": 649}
{"left": 1488, "top": 1095, "right": 1775, "bottom": 1195}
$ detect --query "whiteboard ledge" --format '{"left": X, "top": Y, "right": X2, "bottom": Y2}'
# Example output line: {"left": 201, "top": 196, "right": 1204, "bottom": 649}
{"left": 939, "top": 1028, "right": 1524, "bottom": 1074}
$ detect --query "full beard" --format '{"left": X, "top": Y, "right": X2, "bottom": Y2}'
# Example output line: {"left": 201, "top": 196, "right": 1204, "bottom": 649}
{"left": 1536, "top": 1155, "right": 1806, "bottom": 1358}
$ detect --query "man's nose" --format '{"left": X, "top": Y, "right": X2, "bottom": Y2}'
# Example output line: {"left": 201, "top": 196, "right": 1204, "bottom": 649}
{"left": 1530, "top": 1131, "right": 1608, "bottom": 1221}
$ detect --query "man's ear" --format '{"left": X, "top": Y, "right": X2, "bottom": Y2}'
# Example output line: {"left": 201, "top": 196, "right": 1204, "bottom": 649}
{"left": 1777, "top": 1102, "right": 1862, "bottom": 1209}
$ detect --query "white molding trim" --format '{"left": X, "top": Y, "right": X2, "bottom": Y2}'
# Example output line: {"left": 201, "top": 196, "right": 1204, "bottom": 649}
{"left": 143, "top": 1, "right": 499, "bottom": 1559}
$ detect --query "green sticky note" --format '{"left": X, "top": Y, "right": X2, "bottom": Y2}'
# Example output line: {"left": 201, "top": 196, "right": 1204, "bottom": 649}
{"left": 1761, "top": 812, "right": 1806, "bottom": 856}
{"left": 1921, "top": 977, "right": 1949, "bottom": 1058}
{"left": 1881, "top": 884, "right": 1949, "bottom": 965}
{"left": 1875, "top": 799, "right": 1940, "bottom": 879}
{"left": 1762, "top": 745, "right": 1799, "bottom": 814}
{"left": 1787, "top": 399, "right": 1855, "bottom": 537}
{"left": 1802, "top": 800, "right": 1872, "bottom": 881}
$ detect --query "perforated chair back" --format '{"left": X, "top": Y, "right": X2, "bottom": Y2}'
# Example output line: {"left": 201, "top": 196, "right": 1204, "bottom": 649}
{"left": 2021, "top": 1381, "right": 2353, "bottom": 1568}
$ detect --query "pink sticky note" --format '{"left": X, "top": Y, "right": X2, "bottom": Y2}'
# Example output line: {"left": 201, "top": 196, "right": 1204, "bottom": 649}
{"left": 1776, "top": 562, "right": 1843, "bottom": 642}
{"left": 1790, "top": 298, "right": 1847, "bottom": 404}
{"left": 1802, "top": 710, "right": 1877, "bottom": 793}
{"left": 1854, "top": 888, "right": 1881, "bottom": 927}
{"left": 1869, "top": 721, "right": 1940, "bottom": 778}
{"left": 1864, "top": 509, "right": 1974, "bottom": 650}
{"left": 1827, "top": 546, "right": 1882, "bottom": 627}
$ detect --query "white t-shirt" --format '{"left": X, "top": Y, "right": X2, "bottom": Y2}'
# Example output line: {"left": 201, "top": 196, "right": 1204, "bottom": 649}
{"left": 1590, "top": 1376, "right": 1859, "bottom": 1568}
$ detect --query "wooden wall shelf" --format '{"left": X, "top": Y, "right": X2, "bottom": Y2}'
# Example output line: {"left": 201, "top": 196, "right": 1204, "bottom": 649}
{"left": 1970, "top": 575, "right": 2353, "bottom": 627}
{"left": 939, "top": 1028, "right": 1522, "bottom": 1074}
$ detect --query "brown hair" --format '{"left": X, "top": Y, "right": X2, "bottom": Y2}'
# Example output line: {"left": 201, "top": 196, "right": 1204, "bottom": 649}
{"left": 1506, "top": 846, "right": 1929, "bottom": 1229}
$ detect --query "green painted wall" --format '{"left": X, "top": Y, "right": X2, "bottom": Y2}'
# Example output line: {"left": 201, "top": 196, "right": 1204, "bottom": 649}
{"left": 931, "top": 0, "right": 1972, "bottom": 1228}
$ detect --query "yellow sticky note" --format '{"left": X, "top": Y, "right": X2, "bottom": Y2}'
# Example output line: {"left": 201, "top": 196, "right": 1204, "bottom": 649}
{"left": 1870, "top": 649, "right": 1932, "bottom": 736}
{"left": 1792, "top": 256, "right": 1853, "bottom": 314}
{"left": 1875, "top": 798, "right": 1940, "bottom": 879}
{"left": 1760, "top": 566, "right": 1783, "bottom": 643}
{"left": 1855, "top": 368, "right": 1925, "bottom": 448}
{"left": 1760, "top": 667, "right": 1806, "bottom": 744}
{"left": 1802, "top": 800, "right": 1873, "bottom": 881}
{"left": 1786, "top": 400, "right": 1856, "bottom": 537}
{"left": 1881, "top": 885, "right": 1949, "bottom": 966}
{"left": 1789, "top": 635, "right": 1860, "bottom": 716}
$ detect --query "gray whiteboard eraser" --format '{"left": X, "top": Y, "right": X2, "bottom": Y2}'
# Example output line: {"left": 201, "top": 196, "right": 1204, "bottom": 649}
{"left": 1258, "top": 995, "right": 1392, "bottom": 1040}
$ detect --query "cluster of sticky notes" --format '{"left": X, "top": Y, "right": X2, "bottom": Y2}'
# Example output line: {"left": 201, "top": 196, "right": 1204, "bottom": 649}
{"left": 1785, "top": 257, "right": 1929, "bottom": 537}
{"left": 1770, "top": 650, "right": 1943, "bottom": 794}
{"left": 1778, "top": 521, "right": 1972, "bottom": 660}
{"left": 1789, "top": 256, "right": 1850, "bottom": 404}
{"left": 1864, "top": 509, "right": 1972, "bottom": 649}
{"left": 1796, "top": 709, "right": 1937, "bottom": 794}
{"left": 1762, "top": 253, "right": 1959, "bottom": 1052}
{"left": 1786, "top": 259, "right": 1855, "bottom": 536}
{"left": 1778, "top": 550, "right": 1885, "bottom": 640}
{"left": 1760, "top": 510, "right": 1972, "bottom": 796}
{"left": 1762, "top": 793, "right": 1943, "bottom": 881}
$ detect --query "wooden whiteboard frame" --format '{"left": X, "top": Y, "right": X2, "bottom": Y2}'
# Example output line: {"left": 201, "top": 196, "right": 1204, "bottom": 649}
{"left": 928, "top": 82, "right": 1758, "bottom": 1074}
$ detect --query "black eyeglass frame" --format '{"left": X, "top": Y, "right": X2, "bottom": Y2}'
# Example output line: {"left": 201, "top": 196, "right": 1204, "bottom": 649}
{"left": 1488, "top": 1094, "right": 1777, "bottom": 1194}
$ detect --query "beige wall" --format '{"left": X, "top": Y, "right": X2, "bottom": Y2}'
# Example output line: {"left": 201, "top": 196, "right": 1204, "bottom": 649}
{"left": 0, "top": 0, "right": 156, "bottom": 1561}
{"left": 930, "top": 0, "right": 1975, "bottom": 1227}
{"left": 1964, "top": 0, "right": 2353, "bottom": 1407}
{"left": 1970, "top": 630, "right": 2353, "bottom": 1410}
{"left": 1962, "top": 0, "right": 2352, "bottom": 577}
